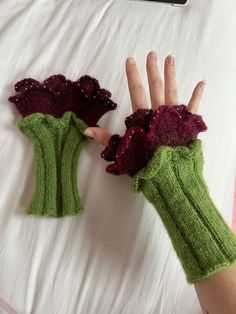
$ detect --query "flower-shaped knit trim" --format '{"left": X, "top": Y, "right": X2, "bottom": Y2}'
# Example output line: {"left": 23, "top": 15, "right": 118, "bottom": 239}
{"left": 101, "top": 105, "right": 207, "bottom": 176}
{"left": 132, "top": 139, "right": 203, "bottom": 192}
{"left": 8, "top": 74, "right": 117, "bottom": 126}
{"left": 18, "top": 111, "right": 88, "bottom": 134}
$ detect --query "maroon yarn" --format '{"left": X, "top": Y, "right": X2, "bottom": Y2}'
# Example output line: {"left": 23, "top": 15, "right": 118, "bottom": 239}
{"left": 8, "top": 74, "right": 117, "bottom": 126}
{"left": 101, "top": 134, "right": 122, "bottom": 162}
{"left": 101, "top": 105, "right": 207, "bottom": 176}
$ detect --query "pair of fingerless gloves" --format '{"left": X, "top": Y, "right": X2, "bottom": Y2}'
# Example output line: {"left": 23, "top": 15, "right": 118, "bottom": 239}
{"left": 9, "top": 74, "right": 236, "bottom": 283}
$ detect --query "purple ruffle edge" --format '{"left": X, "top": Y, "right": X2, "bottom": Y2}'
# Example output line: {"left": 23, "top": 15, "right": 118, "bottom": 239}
{"left": 8, "top": 74, "right": 117, "bottom": 126}
{"left": 101, "top": 105, "right": 207, "bottom": 176}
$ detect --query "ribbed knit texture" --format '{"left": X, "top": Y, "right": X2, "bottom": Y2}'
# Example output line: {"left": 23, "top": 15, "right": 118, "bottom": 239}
{"left": 132, "top": 139, "right": 236, "bottom": 283}
{"left": 19, "top": 112, "right": 87, "bottom": 217}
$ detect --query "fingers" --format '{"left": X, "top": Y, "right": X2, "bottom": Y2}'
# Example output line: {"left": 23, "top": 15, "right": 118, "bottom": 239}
{"left": 146, "top": 51, "right": 164, "bottom": 109}
{"left": 164, "top": 55, "right": 178, "bottom": 105}
{"left": 84, "top": 127, "right": 111, "bottom": 146}
{"left": 187, "top": 80, "right": 206, "bottom": 113}
{"left": 126, "top": 57, "right": 149, "bottom": 112}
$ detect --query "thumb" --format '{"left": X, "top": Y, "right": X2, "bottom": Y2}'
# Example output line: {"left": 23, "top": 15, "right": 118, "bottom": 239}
{"left": 84, "top": 127, "right": 111, "bottom": 147}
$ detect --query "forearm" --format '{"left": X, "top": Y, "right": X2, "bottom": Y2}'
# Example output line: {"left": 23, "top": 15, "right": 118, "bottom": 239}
{"left": 132, "top": 141, "right": 236, "bottom": 312}
{"left": 195, "top": 263, "right": 236, "bottom": 314}
{"left": 100, "top": 104, "right": 236, "bottom": 310}
{"left": 132, "top": 140, "right": 236, "bottom": 283}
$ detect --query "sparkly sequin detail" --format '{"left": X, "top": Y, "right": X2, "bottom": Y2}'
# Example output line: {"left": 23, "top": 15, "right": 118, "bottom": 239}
{"left": 8, "top": 74, "right": 117, "bottom": 126}
{"left": 101, "top": 105, "right": 207, "bottom": 176}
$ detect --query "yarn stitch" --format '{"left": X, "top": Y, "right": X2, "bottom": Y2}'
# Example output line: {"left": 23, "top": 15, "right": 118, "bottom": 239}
{"left": 9, "top": 74, "right": 117, "bottom": 126}
{"left": 9, "top": 75, "right": 117, "bottom": 217}
{"left": 18, "top": 112, "right": 86, "bottom": 217}
{"left": 101, "top": 105, "right": 207, "bottom": 176}
{"left": 102, "top": 105, "right": 236, "bottom": 283}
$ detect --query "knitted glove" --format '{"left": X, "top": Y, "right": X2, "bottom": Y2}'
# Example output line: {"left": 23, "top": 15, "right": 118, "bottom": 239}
{"left": 9, "top": 75, "right": 117, "bottom": 217}
{"left": 101, "top": 105, "right": 236, "bottom": 283}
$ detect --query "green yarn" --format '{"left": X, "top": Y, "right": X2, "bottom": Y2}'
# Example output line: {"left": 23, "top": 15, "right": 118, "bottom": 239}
{"left": 132, "top": 139, "right": 236, "bottom": 283}
{"left": 18, "top": 112, "right": 88, "bottom": 218}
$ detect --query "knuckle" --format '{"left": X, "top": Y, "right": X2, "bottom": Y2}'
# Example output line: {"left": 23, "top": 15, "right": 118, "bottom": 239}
{"left": 101, "top": 133, "right": 110, "bottom": 146}
{"left": 130, "top": 84, "right": 144, "bottom": 93}
{"left": 127, "top": 61, "right": 136, "bottom": 67}
{"left": 166, "top": 89, "right": 178, "bottom": 96}
{"left": 197, "top": 86, "right": 203, "bottom": 94}
{"left": 166, "top": 64, "right": 174, "bottom": 72}
{"left": 150, "top": 78, "right": 163, "bottom": 88}
{"left": 101, "top": 135, "right": 108, "bottom": 146}
{"left": 193, "top": 89, "right": 201, "bottom": 97}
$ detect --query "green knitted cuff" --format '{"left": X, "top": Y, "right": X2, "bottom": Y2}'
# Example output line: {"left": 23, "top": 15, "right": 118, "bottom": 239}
{"left": 18, "top": 112, "right": 87, "bottom": 218}
{"left": 132, "top": 139, "right": 236, "bottom": 283}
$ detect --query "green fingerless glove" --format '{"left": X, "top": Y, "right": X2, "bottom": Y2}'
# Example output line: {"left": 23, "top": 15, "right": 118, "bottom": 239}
{"left": 9, "top": 74, "right": 117, "bottom": 217}
{"left": 19, "top": 112, "right": 87, "bottom": 217}
{"left": 101, "top": 105, "right": 236, "bottom": 283}
{"left": 132, "top": 139, "right": 236, "bottom": 283}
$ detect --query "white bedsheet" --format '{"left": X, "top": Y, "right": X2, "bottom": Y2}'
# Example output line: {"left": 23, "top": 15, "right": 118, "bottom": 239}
{"left": 0, "top": 0, "right": 236, "bottom": 313}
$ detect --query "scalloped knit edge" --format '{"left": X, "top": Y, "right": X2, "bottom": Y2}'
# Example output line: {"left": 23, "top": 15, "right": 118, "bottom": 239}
{"left": 18, "top": 111, "right": 88, "bottom": 133}
{"left": 132, "top": 139, "right": 203, "bottom": 192}
{"left": 187, "top": 258, "right": 236, "bottom": 283}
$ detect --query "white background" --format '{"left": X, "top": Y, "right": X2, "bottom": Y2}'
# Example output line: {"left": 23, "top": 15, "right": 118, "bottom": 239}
{"left": 0, "top": 0, "right": 236, "bottom": 313}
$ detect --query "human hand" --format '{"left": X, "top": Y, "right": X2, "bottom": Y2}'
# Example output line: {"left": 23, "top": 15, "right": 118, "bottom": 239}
{"left": 84, "top": 52, "right": 205, "bottom": 145}
{"left": 84, "top": 54, "right": 236, "bottom": 306}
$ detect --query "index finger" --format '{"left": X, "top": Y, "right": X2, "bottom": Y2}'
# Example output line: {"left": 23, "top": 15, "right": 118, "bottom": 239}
{"left": 84, "top": 127, "right": 111, "bottom": 146}
{"left": 126, "top": 57, "right": 149, "bottom": 112}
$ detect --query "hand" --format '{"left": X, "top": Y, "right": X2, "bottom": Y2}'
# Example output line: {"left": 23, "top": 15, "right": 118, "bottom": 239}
{"left": 84, "top": 52, "right": 206, "bottom": 146}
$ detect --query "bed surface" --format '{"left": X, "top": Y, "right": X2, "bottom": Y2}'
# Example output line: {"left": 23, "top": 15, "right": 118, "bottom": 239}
{"left": 0, "top": 0, "right": 236, "bottom": 313}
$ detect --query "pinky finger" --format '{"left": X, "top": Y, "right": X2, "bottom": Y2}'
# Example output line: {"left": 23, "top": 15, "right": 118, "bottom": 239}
{"left": 187, "top": 80, "right": 206, "bottom": 113}
{"left": 84, "top": 127, "right": 111, "bottom": 147}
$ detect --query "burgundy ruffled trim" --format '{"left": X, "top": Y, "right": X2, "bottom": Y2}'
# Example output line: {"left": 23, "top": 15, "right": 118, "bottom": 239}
{"left": 8, "top": 74, "right": 117, "bottom": 126}
{"left": 101, "top": 105, "right": 207, "bottom": 176}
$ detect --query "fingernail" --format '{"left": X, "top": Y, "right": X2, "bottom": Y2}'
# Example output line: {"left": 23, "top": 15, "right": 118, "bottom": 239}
{"left": 127, "top": 57, "right": 135, "bottom": 65}
{"left": 200, "top": 80, "right": 206, "bottom": 87}
{"left": 149, "top": 51, "right": 157, "bottom": 60}
{"left": 167, "top": 55, "right": 174, "bottom": 65}
{"left": 84, "top": 129, "right": 94, "bottom": 137}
